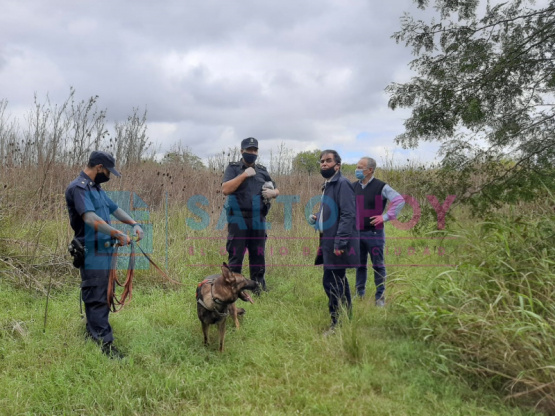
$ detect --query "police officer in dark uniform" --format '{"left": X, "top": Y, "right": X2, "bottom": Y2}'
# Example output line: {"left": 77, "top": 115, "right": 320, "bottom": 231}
{"left": 65, "top": 150, "right": 144, "bottom": 358}
{"left": 222, "top": 137, "right": 279, "bottom": 293}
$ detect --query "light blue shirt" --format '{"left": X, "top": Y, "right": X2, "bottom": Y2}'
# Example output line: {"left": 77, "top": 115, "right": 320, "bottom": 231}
{"left": 359, "top": 177, "right": 405, "bottom": 222}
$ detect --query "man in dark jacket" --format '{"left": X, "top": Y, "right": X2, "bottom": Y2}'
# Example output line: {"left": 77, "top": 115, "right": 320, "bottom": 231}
{"left": 310, "top": 150, "right": 359, "bottom": 334}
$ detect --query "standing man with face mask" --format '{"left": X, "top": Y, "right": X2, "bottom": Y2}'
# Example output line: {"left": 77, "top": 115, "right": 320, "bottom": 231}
{"left": 309, "top": 150, "right": 359, "bottom": 335}
{"left": 65, "top": 151, "right": 144, "bottom": 358}
{"left": 353, "top": 157, "right": 405, "bottom": 307}
{"left": 222, "top": 137, "right": 279, "bottom": 294}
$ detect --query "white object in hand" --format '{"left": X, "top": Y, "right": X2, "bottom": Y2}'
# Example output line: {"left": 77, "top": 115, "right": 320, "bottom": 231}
{"left": 262, "top": 181, "right": 274, "bottom": 203}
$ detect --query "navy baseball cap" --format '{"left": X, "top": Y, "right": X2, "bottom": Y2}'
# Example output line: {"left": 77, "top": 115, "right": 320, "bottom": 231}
{"left": 241, "top": 137, "right": 258, "bottom": 149}
{"left": 88, "top": 151, "right": 121, "bottom": 177}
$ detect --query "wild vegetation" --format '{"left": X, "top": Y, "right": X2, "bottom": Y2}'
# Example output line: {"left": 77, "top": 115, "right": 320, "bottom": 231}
{"left": 0, "top": 173, "right": 549, "bottom": 415}
{"left": 1, "top": 0, "right": 554, "bottom": 409}
{"left": 0, "top": 87, "right": 553, "bottom": 414}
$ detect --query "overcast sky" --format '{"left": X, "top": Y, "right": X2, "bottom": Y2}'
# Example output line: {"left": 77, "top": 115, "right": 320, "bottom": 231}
{"left": 0, "top": 0, "right": 441, "bottom": 166}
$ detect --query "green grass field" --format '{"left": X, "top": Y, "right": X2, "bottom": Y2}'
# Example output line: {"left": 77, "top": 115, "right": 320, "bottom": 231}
{"left": 0, "top": 278, "right": 538, "bottom": 416}
{"left": 0, "top": 212, "right": 545, "bottom": 416}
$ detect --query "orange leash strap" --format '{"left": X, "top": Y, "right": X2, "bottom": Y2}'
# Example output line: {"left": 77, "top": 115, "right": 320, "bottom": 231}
{"left": 107, "top": 243, "right": 135, "bottom": 313}
{"left": 135, "top": 243, "right": 182, "bottom": 285}
{"left": 107, "top": 241, "right": 181, "bottom": 312}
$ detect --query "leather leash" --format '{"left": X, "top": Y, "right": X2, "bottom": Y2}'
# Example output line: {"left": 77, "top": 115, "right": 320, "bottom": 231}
{"left": 108, "top": 241, "right": 181, "bottom": 313}
{"left": 108, "top": 242, "right": 135, "bottom": 313}
{"left": 135, "top": 243, "right": 182, "bottom": 285}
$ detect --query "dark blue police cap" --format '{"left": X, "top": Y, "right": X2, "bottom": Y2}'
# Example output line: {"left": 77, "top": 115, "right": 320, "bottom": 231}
{"left": 241, "top": 137, "right": 258, "bottom": 149}
{"left": 88, "top": 150, "right": 121, "bottom": 177}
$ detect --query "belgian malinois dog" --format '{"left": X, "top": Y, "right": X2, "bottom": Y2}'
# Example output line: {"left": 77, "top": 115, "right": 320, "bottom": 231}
{"left": 196, "top": 262, "right": 257, "bottom": 352}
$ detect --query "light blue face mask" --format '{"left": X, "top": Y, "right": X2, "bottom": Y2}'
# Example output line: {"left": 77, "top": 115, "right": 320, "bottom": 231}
{"left": 355, "top": 169, "right": 365, "bottom": 180}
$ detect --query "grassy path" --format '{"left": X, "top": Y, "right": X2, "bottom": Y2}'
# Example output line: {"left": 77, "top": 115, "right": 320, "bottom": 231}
{"left": 0, "top": 268, "right": 540, "bottom": 415}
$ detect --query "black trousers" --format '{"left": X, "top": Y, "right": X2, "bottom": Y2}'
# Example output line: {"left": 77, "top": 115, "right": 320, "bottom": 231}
{"left": 80, "top": 249, "right": 114, "bottom": 344}
{"left": 322, "top": 267, "right": 352, "bottom": 325}
{"left": 226, "top": 216, "right": 267, "bottom": 289}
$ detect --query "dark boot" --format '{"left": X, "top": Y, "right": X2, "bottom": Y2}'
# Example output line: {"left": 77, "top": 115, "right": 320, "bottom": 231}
{"left": 101, "top": 342, "right": 125, "bottom": 359}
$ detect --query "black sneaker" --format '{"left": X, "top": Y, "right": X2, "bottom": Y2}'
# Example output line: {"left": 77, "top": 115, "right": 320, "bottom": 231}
{"left": 101, "top": 342, "right": 125, "bottom": 359}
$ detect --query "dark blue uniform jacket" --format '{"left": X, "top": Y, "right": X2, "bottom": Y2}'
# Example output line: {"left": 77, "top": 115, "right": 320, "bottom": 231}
{"left": 65, "top": 171, "right": 119, "bottom": 271}
{"left": 222, "top": 161, "right": 275, "bottom": 217}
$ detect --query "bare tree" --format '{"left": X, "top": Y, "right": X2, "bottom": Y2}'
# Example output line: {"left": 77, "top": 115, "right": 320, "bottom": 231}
{"left": 207, "top": 146, "right": 241, "bottom": 173}
{"left": 268, "top": 142, "right": 294, "bottom": 175}
{"left": 0, "top": 88, "right": 152, "bottom": 169}
{"left": 66, "top": 87, "right": 108, "bottom": 166}
{"left": 0, "top": 99, "right": 19, "bottom": 168}
{"left": 113, "top": 107, "right": 151, "bottom": 167}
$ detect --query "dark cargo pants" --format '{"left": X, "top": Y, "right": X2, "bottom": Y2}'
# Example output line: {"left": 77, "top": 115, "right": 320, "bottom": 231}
{"left": 226, "top": 215, "right": 267, "bottom": 290}
{"left": 80, "top": 248, "right": 114, "bottom": 344}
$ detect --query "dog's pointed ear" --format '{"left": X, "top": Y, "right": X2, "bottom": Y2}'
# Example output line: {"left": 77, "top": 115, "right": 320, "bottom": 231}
{"left": 221, "top": 263, "right": 233, "bottom": 282}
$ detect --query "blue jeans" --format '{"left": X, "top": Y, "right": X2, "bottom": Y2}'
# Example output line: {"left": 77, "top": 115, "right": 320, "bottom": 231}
{"left": 356, "top": 229, "right": 386, "bottom": 300}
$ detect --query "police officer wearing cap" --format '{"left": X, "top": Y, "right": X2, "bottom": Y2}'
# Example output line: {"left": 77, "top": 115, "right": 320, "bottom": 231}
{"left": 65, "top": 150, "right": 144, "bottom": 358}
{"left": 222, "top": 137, "right": 279, "bottom": 293}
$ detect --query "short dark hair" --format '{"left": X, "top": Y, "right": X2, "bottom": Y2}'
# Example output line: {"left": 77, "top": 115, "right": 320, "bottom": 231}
{"left": 320, "top": 149, "right": 341, "bottom": 165}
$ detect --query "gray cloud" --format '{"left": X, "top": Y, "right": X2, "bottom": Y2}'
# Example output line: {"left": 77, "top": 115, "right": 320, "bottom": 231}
{"left": 0, "top": 0, "right": 436, "bottom": 164}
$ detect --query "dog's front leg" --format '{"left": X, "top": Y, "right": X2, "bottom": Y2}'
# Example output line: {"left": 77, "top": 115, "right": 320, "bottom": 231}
{"left": 202, "top": 322, "right": 209, "bottom": 346}
{"left": 218, "top": 318, "right": 227, "bottom": 352}
{"left": 229, "top": 303, "right": 240, "bottom": 329}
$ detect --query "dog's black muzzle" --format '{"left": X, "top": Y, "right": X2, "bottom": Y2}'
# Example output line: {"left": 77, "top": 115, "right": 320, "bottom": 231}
{"left": 238, "top": 279, "right": 258, "bottom": 303}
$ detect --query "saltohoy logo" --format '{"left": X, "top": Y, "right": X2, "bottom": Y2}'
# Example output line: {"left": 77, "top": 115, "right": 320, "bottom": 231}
{"left": 105, "top": 191, "right": 152, "bottom": 270}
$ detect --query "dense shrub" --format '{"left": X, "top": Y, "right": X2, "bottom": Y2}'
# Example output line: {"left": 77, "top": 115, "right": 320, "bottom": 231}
{"left": 395, "top": 205, "right": 555, "bottom": 412}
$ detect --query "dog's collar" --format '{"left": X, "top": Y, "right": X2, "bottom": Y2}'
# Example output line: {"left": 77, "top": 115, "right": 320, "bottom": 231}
{"left": 197, "top": 278, "right": 229, "bottom": 317}
{"left": 210, "top": 283, "right": 227, "bottom": 307}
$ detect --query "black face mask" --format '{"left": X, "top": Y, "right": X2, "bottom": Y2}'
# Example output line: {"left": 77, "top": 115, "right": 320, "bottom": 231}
{"left": 320, "top": 165, "right": 337, "bottom": 179}
{"left": 242, "top": 152, "right": 257, "bottom": 164}
{"left": 95, "top": 172, "right": 110, "bottom": 184}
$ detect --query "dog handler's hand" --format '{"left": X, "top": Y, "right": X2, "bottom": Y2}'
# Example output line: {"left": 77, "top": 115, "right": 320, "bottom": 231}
{"left": 133, "top": 224, "right": 144, "bottom": 242}
{"left": 334, "top": 248, "right": 344, "bottom": 256}
{"left": 244, "top": 167, "right": 256, "bottom": 177}
{"left": 115, "top": 232, "right": 131, "bottom": 247}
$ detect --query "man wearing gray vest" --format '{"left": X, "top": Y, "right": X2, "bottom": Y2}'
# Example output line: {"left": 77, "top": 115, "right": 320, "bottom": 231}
{"left": 353, "top": 157, "right": 405, "bottom": 307}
